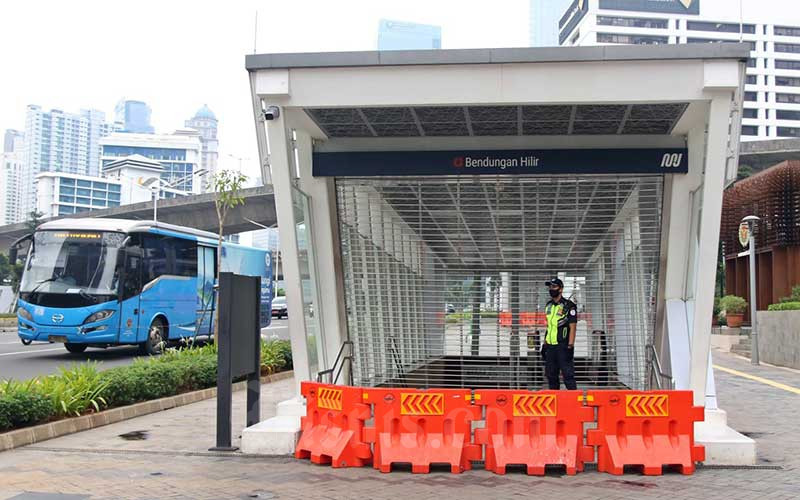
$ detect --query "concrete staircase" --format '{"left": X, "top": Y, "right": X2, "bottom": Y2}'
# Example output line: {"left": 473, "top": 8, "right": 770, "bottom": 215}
{"left": 729, "top": 326, "right": 752, "bottom": 358}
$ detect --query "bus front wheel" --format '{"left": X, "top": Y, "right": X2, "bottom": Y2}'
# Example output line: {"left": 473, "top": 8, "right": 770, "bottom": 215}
{"left": 64, "top": 343, "right": 87, "bottom": 354}
{"left": 140, "top": 318, "right": 166, "bottom": 356}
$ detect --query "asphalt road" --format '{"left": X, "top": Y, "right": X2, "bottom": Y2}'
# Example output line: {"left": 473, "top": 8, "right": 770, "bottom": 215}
{"left": 0, "top": 318, "right": 289, "bottom": 381}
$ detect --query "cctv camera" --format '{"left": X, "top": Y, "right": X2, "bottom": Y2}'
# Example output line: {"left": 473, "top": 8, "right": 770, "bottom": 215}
{"left": 262, "top": 105, "right": 280, "bottom": 121}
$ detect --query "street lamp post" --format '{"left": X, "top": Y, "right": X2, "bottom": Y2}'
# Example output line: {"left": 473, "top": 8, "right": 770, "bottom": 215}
{"left": 742, "top": 215, "right": 760, "bottom": 365}
{"left": 141, "top": 169, "right": 208, "bottom": 222}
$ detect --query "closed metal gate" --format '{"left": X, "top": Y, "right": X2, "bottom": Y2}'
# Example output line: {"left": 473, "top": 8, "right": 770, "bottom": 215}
{"left": 336, "top": 175, "right": 663, "bottom": 390}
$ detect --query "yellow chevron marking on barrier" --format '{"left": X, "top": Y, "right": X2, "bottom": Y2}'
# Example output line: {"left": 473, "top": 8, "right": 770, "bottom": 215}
{"left": 512, "top": 394, "right": 556, "bottom": 417}
{"left": 400, "top": 393, "right": 444, "bottom": 415}
{"left": 625, "top": 394, "right": 669, "bottom": 417}
{"left": 317, "top": 387, "right": 343, "bottom": 411}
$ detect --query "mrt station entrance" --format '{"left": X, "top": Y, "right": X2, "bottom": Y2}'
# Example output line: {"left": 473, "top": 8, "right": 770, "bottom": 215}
{"left": 335, "top": 174, "right": 663, "bottom": 390}
{"left": 247, "top": 44, "right": 748, "bottom": 421}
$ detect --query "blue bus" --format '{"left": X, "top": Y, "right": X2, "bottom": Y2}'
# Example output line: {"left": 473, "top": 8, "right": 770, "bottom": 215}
{"left": 15, "top": 218, "right": 272, "bottom": 354}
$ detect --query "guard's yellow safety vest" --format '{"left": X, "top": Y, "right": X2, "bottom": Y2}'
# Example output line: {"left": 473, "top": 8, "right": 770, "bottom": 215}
{"left": 545, "top": 301, "right": 568, "bottom": 345}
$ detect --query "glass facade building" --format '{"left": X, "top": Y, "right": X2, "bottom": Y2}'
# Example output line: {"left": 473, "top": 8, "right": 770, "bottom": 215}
{"left": 114, "top": 100, "right": 155, "bottom": 134}
{"left": 55, "top": 177, "right": 121, "bottom": 215}
{"left": 378, "top": 19, "right": 442, "bottom": 50}
{"left": 100, "top": 133, "right": 202, "bottom": 193}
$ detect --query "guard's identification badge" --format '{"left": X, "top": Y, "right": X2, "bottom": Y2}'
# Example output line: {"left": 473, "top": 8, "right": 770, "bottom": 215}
{"left": 570, "top": 310, "right": 576, "bottom": 316}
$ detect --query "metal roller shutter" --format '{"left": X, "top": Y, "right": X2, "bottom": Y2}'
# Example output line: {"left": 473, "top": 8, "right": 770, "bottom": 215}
{"left": 336, "top": 175, "right": 663, "bottom": 390}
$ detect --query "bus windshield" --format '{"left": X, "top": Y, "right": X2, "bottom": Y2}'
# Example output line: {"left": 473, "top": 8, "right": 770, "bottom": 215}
{"left": 20, "top": 230, "right": 126, "bottom": 305}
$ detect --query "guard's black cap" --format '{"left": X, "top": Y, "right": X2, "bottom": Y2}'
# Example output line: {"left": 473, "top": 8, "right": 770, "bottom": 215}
{"left": 545, "top": 277, "right": 563, "bottom": 288}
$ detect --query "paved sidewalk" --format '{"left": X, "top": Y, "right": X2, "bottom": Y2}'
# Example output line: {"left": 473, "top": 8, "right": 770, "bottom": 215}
{"left": 1, "top": 350, "right": 799, "bottom": 500}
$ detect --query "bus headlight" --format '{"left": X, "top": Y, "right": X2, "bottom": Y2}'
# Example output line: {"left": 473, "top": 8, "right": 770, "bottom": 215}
{"left": 18, "top": 308, "right": 33, "bottom": 322}
{"left": 83, "top": 310, "right": 115, "bottom": 324}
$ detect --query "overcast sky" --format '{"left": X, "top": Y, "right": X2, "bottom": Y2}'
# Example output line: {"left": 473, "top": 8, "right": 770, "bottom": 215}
{"left": 0, "top": 0, "right": 528, "bottom": 181}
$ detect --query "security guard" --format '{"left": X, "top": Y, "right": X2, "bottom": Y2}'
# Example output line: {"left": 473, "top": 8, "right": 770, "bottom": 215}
{"left": 542, "top": 277, "right": 578, "bottom": 390}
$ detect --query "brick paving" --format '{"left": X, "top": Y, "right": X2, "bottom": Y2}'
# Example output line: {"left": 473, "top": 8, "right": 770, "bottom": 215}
{"left": 1, "top": 349, "right": 799, "bottom": 500}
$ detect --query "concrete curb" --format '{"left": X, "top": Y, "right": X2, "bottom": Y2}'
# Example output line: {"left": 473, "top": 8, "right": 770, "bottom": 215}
{"left": 0, "top": 369, "right": 294, "bottom": 453}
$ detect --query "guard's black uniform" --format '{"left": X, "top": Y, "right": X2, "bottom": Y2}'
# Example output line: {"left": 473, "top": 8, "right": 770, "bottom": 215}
{"left": 543, "top": 296, "right": 578, "bottom": 390}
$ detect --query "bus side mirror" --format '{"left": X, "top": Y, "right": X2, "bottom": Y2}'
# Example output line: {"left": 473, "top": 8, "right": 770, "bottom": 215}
{"left": 8, "top": 233, "right": 33, "bottom": 265}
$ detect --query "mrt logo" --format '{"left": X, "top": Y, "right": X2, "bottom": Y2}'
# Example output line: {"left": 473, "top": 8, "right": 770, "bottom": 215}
{"left": 452, "top": 156, "right": 465, "bottom": 168}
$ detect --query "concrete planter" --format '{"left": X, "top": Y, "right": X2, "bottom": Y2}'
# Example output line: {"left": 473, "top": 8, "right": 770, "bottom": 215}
{"left": 755, "top": 310, "right": 800, "bottom": 369}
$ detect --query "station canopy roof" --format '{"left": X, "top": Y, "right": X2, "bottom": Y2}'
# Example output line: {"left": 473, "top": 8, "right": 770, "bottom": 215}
{"left": 305, "top": 103, "right": 688, "bottom": 138}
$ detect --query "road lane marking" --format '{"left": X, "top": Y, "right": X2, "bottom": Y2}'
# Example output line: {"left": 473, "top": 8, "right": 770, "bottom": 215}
{"left": 0, "top": 347, "right": 65, "bottom": 357}
{"left": 713, "top": 364, "right": 800, "bottom": 395}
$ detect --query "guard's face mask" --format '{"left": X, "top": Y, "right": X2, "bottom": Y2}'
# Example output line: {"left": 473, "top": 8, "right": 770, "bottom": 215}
{"left": 549, "top": 289, "right": 561, "bottom": 298}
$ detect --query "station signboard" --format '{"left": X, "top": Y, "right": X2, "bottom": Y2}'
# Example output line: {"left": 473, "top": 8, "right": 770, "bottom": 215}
{"left": 313, "top": 148, "right": 689, "bottom": 177}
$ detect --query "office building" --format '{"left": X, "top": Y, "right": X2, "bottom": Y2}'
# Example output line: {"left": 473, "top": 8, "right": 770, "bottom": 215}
{"left": 558, "top": 0, "right": 800, "bottom": 140}
{"left": 100, "top": 131, "right": 203, "bottom": 193}
{"left": 185, "top": 105, "right": 219, "bottom": 184}
{"left": 20, "top": 105, "right": 113, "bottom": 217}
{"left": 530, "top": 0, "right": 573, "bottom": 46}
{"left": 0, "top": 151, "right": 24, "bottom": 224}
{"left": 4, "top": 129, "right": 23, "bottom": 153}
{"left": 35, "top": 155, "right": 186, "bottom": 218}
{"left": 378, "top": 19, "right": 442, "bottom": 50}
{"left": 114, "top": 99, "right": 155, "bottom": 133}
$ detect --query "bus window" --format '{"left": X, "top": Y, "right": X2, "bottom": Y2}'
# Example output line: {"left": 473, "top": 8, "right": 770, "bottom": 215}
{"left": 173, "top": 238, "right": 197, "bottom": 277}
{"left": 142, "top": 235, "right": 168, "bottom": 284}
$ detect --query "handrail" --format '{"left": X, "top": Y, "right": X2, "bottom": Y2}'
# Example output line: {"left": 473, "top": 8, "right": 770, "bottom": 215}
{"left": 647, "top": 344, "right": 674, "bottom": 390}
{"left": 316, "top": 340, "right": 354, "bottom": 385}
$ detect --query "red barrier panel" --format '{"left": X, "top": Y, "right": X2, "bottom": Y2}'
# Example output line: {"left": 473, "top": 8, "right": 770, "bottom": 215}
{"left": 474, "top": 390, "right": 594, "bottom": 475}
{"left": 295, "top": 381, "right": 372, "bottom": 468}
{"left": 363, "top": 388, "right": 481, "bottom": 473}
{"left": 586, "top": 391, "right": 705, "bottom": 475}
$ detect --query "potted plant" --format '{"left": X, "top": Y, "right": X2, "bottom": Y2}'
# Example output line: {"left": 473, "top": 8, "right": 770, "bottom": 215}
{"left": 719, "top": 295, "right": 747, "bottom": 328}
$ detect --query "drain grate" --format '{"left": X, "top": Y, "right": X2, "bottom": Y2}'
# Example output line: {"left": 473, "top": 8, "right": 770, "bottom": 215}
{"left": 697, "top": 464, "right": 783, "bottom": 470}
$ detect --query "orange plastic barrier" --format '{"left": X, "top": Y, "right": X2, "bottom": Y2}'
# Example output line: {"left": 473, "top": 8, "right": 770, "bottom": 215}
{"left": 362, "top": 388, "right": 481, "bottom": 473}
{"left": 474, "top": 390, "right": 594, "bottom": 475}
{"left": 586, "top": 391, "right": 705, "bottom": 475}
{"left": 295, "top": 381, "right": 372, "bottom": 468}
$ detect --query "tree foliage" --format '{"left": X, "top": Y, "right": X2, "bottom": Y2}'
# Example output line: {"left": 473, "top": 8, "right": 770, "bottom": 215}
{"left": 210, "top": 170, "right": 248, "bottom": 338}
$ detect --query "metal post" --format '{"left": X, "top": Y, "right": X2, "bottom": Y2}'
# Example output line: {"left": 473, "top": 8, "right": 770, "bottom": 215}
{"left": 211, "top": 275, "right": 236, "bottom": 451}
{"left": 748, "top": 225, "right": 759, "bottom": 365}
{"left": 152, "top": 189, "right": 158, "bottom": 222}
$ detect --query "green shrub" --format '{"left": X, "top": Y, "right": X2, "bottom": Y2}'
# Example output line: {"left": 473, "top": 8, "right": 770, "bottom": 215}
{"left": 0, "top": 338, "right": 289, "bottom": 432}
{"left": 270, "top": 339, "right": 292, "bottom": 369}
{"left": 0, "top": 392, "right": 52, "bottom": 431}
{"left": 719, "top": 295, "right": 747, "bottom": 314}
{"left": 778, "top": 285, "right": 800, "bottom": 303}
{"left": 35, "top": 363, "right": 109, "bottom": 417}
{"left": 768, "top": 301, "right": 800, "bottom": 311}
{"left": 260, "top": 340, "right": 288, "bottom": 375}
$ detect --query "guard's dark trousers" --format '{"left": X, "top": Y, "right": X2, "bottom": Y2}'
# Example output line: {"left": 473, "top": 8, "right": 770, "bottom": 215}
{"left": 544, "top": 344, "right": 577, "bottom": 390}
